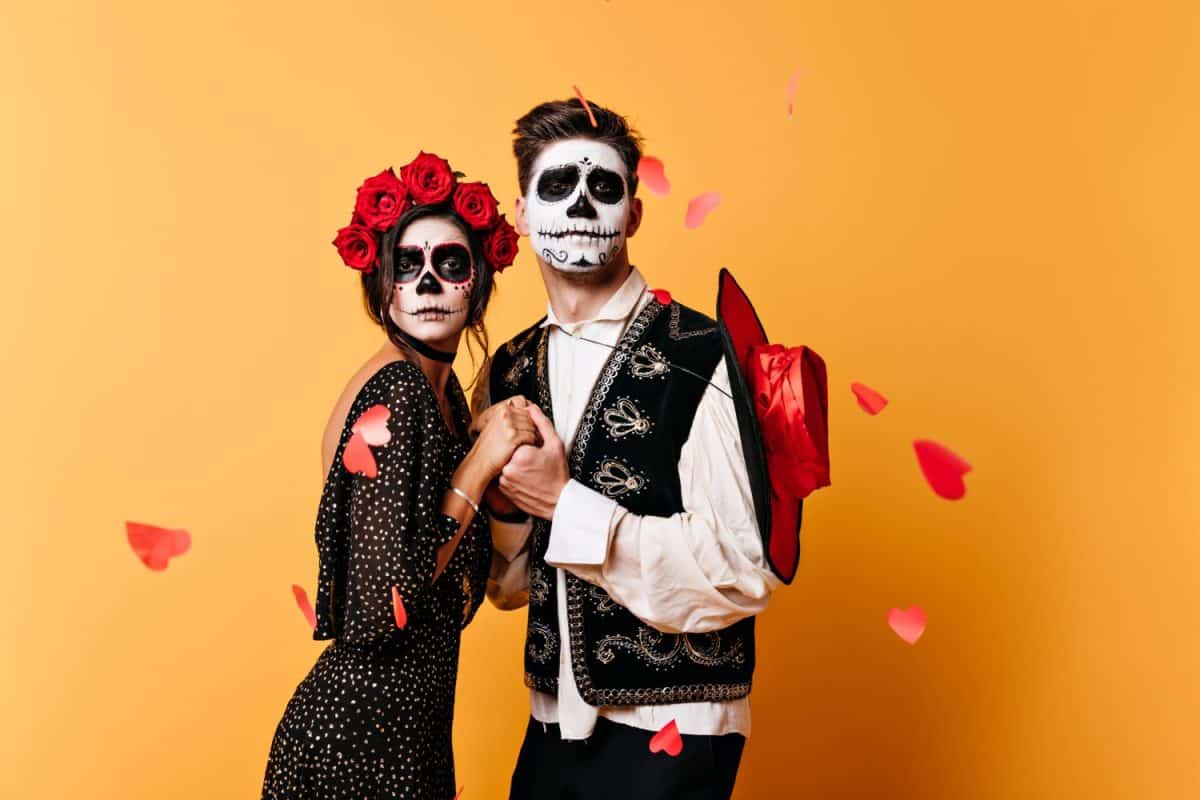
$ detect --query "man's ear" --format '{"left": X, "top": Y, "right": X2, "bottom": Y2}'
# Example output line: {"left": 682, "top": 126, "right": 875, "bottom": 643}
{"left": 625, "top": 196, "right": 644, "bottom": 240}
{"left": 514, "top": 195, "right": 531, "bottom": 237}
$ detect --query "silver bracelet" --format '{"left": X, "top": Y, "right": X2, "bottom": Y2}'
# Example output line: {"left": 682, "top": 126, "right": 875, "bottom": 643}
{"left": 450, "top": 485, "right": 481, "bottom": 516}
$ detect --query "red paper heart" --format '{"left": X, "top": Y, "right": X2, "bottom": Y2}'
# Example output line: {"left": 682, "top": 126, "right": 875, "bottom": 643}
{"left": 850, "top": 381, "right": 888, "bottom": 415}
{"left": 636, "top": 156, "right": 671, "bottom": 197}
{"left": 786, "top": 68, "right": 803, "bottom": 118}
{"left": 126, "top": 521, "right": 190, "bottom": 571}
{"left": 913, "top": 440, "right": 971, "bottom": 499}
{"left": 572, "top": 84, "right": 597, "bottom": 127}
{"left": 292, "top": 584, "right": 317, "bottom": 630}
{"left": 684, "top": 192, "right": 721, "bottom": 229}
{"left": 648, "top": 719, "right": 683, "bottom": 756}
{"left": 352, "top": 404, "right": 392, "bottom": 446}
{"left": 649, "top": 288, "right": 672, "bottom": 305}
{"left": 887, "top": 606, "right": 927, "bottom": 644}
{"left": 342, "top": 432, "right": 378, "bottom": 478}
{"left": 392, "top": 586, "right": 408, "bottom": 629}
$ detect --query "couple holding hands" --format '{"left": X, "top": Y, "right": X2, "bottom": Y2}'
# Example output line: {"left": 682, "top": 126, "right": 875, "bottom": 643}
{"left": 262, "top": 95, "right": 827, "bottom": 800}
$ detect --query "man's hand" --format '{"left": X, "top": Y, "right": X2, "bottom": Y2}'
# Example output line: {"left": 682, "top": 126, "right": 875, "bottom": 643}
{"left": 498, "top": 404, "right": 569, "bottom": 520}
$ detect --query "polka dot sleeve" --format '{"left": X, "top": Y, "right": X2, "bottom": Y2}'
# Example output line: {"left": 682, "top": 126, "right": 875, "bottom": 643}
{"left": 337, "top": 369, "right": 461, "bottom": 646}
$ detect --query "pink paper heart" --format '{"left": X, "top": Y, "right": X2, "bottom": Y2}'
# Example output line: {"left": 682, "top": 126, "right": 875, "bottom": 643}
{"left": 649, "top": 288, "right": 672, "bottom": 305}
{"left": 352, "top": 404, "right": 391, "bottom": 446}
{"left": 850, "top": 381, "right": 888, "bottom": 415}
{"left": 648, "top": 719, "right": 683, "bottom": 756}
{"left": 341, "top": 432, "right": 378, "bottom": 478}
{"left": 913, "top": 440, "right": 971, "bottom": 499}
{"left": 887, "top": 606, "right": 927, "bottom": 644}
{"left": 126, "top": 521, "right": 191, "bottom": 571}
{"left": 637, "top": 156, "right": 671, "bottom": 197}
{"left": 292, "top": 584, "right": 317, "bottom": 630}
{"left": 684, "top": 192, "right": 721, "bottom": 229}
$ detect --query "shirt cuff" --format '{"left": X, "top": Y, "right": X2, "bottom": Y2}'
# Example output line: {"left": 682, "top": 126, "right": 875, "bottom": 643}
{"left": 544, "top": 479, "right": 620, "bottom": 567}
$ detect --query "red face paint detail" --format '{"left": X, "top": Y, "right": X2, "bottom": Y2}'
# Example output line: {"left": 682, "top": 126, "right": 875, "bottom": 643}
{"left": 684, "top": 192, "right": 721, "bottom": 229}
{"left": 913, "top": 440, "right": 971, "bottom": 500}
{"left": 292, "top": 584, "right": 317, "bottom": 630}
{"left": 392, "top": 586, "right": 408, "bottom": 629}
{"left": 850, "top": 381, "right": 888, "bottom": 415}
{"left": 649, "top": 719, "right": 683, "bottom": 756}
{"left": 636, "top": 156, "right": 670, "bottom": 197}
{"left": 126, "top": 521, "right": 190, "bottom": 571}
{"left": 887, "top": 606, "right": 927, "bottom": 644}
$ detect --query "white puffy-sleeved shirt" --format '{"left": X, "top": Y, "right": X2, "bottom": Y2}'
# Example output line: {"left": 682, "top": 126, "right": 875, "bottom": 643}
{"left": 488, "top": 266, "right": 778, "bottom": 740}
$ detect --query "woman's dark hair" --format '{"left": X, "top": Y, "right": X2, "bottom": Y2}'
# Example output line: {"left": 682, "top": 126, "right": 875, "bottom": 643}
{"left": 360, "top": 203, "right": 496, "bottom": 384}
{"left": 512, "top": 97, "right": 644, "bottom": 196}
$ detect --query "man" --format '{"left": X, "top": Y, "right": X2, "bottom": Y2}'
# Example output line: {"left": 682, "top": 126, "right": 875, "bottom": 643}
{"left": 472, "top": 97, "right": 778, "bottom": 800}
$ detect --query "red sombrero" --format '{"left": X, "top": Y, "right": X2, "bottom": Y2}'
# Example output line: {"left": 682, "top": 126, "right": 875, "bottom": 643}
{"left": 717, "top": 269, "right": 830, "bottom": 584}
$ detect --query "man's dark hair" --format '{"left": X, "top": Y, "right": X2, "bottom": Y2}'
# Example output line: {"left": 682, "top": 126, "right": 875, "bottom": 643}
{"left": 512, "top": 98, "right": 643, "bottom": 197}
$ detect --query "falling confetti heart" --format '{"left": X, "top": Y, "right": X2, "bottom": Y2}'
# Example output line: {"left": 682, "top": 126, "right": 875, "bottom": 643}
{"left": 786, "top": 68, "right": 803, "bottom": 118}
{"left": 572, "top": 84, "right": 597, "bottom": 127}
{"left": 292, "top": 584, "right": 317, "bottom": 630}
{"left": 352, "top": 404, "right": 391, "bottom": 446}
{"left": 649, "top": 288, "right": 672, "bottom": 305}
{"left": 887, "top": 606, "right": 927, "bottom": 644}
{"left": 850, "top": 382, "right": 888, "bottom": 415}
{"left": 913, "top": 440, "right": 971, "bottom": 499}
{"left": 684, "top": 192, "right": 721, "bottom": 229}
{"left": 636, "top": 156, "right": 671, "bottom": 197}
{"left": 126, "top": 521, "right": 191, "bottom": 571}
{"left": 649, "top": 719, "right": 683, "bottom": 756}
{"left": 342, "top": 432, "right": 378, "bottom": 478}
{"left": 453, "top": 788, "right": 464, "bottom": 800}
{"left": 392, "top": 586, "right": 408, "bottom": 629}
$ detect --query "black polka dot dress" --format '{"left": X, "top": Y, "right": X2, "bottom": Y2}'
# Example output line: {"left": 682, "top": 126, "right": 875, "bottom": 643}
{"left": 262, "top": 360, "right": 491, "bottom": 800}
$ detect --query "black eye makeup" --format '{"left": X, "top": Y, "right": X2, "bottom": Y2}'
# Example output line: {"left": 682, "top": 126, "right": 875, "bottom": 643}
{"left": 392, "top": 243, "right": 474, "bottom": 284}
{"left": 586, "top": 167, "right": 625, "bottom": 205}
{"left": 536, "top": 165, "right": 581, "bottom": 203}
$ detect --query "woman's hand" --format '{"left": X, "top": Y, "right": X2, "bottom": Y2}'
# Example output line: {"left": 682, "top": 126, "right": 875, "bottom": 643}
{"left": 470, "top": 399, "right": 538, "bottom": 479}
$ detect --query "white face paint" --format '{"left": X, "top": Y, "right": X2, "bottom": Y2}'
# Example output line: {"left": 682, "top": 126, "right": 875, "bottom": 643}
{"left": 525, "top": 139, "right": 631, "bottom": 273}
{"left": 388, "top": 216, "right": 475, "bottom": 344}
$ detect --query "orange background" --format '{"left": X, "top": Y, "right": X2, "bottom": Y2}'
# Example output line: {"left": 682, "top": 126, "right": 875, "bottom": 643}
{"left": 1, "top": 0, "right": 1196, "bottom": 797}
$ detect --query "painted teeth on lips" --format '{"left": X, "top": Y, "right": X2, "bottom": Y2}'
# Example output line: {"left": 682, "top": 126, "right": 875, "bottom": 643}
{"left": 407, "top": 306, "right": 462, "bottom": 315}
{"left": 540, "top": 229, "right": 618, "bottom": 239}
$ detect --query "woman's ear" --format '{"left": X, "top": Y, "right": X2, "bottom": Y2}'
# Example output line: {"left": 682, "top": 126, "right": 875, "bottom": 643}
{"left": 514, "top": 196, "right": 531, "bottom": 237}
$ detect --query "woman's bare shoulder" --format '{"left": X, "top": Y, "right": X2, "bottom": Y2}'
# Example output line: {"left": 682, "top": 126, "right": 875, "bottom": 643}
{"left": 320, "top": 351, "right": 413, "bottom": 473}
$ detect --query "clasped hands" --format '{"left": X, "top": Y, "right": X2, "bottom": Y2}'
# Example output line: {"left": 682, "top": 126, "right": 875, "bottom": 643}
{"left": 468, "top": 395, "right": 568, "bottom": 520}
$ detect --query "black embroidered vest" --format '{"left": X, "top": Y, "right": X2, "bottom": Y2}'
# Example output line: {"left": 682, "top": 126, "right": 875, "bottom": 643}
{"left": 489, "top": 299, "right": 756, "bottom": 705}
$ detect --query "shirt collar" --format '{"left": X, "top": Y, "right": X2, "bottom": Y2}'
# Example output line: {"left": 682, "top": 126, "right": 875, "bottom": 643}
{"left": 540, "top": 266, "right": 648, "bottom": 331}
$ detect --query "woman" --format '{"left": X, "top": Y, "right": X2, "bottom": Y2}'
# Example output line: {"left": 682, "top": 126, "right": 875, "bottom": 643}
{"left": 262, "top": 152, "right": 527, "bottom": 799}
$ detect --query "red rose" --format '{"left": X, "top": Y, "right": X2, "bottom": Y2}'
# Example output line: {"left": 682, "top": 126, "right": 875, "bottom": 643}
{"left": 452, "top": 181, "right": 500, "bottom": 230}
{"left": 483, "top": 216, "right": 520, "bottom": 272}
{"left": 332, "top": 223, "right": 378, "bottom": 272}
{"left": 400, "top": 151, "right": 455, "bottom": 204}
{"left": 353, "top": 168, "right": 410, "bottom": 231}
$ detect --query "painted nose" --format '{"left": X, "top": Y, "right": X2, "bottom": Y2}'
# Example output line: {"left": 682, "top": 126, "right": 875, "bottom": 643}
{"left": 416, "top": 269, "right": 442, "bottom": 295}
{"left": 566, "top": 191, "right": 597, "bottom": 219}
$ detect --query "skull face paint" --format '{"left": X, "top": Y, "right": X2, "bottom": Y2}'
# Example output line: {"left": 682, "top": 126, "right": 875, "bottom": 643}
{"left": 525, "top": 139, "right": 631, "bottom": 272}
{"left": 389, "top": 216, "right": 475, "bottom": 344}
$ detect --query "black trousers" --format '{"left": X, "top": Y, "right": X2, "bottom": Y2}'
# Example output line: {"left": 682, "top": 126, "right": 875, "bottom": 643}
{"left": 509, "top": 716, "right": 745, "bottom": 800}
